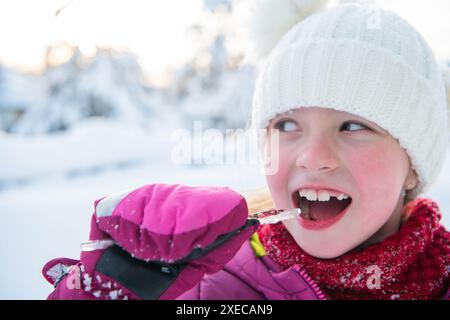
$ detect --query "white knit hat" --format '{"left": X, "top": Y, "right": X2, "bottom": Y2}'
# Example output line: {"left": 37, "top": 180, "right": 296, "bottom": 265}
{"left": 249, "top": 2, "right": 448, "bottom": 199}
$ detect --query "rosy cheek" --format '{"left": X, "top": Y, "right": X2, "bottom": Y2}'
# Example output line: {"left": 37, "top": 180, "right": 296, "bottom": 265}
{"left": 346, "top": 147, "right": 391, "bottom": 190}
{"left": 356, "top": 144, "right": 405, "bottom": 186}
{"left": 264, "top": 147, "right": 292, "bottom": 208}
{"left": 344, "top": 144, "right": 405, "bottom": 219}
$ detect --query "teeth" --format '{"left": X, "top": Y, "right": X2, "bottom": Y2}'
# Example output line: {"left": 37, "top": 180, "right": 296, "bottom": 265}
{"left": 336, "top": 194, "right": 349, "bottom": 200}
{"left": 298, "top": 189, "right": 350, "bottom": 201}
{"left": 296, "top": 188, "right": 350, "bottom": 221}
{"left": 317, "top": 191, "right": 331, "bottom": 201}
{"left": 305, "top": 190, "right": 318, "bottom": 201}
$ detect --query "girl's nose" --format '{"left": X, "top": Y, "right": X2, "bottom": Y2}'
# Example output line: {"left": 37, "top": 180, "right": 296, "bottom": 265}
{"left": 295, "top": 137, "right": 340, "bottom": 172}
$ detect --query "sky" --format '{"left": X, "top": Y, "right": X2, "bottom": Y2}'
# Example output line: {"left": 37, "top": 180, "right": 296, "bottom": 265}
{"left": 0, "top": 0, "right": 205, "bottom": 84}
{"left": 0, "top": 0, "right": 449, "bottom": 85}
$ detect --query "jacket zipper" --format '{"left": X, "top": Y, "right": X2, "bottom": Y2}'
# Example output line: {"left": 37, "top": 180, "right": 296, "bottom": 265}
{"left": 293, "top": 265, "right": 328, "bottom": 300}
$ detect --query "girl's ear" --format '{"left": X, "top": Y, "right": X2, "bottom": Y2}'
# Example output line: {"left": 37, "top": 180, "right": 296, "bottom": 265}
{"left": 404, "top": 167, "right": 419, "bottom": 190}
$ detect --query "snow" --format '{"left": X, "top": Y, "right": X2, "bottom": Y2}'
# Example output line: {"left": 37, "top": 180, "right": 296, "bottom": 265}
{"left": 45, "top": 263, "right": 69, "bottom": 283}
{"left": 108, "top": 290, "right": 119, "bottom": 300}
{"left": 0, "top": 118, "right": 174, "bottom": 187}
{"left": 0, "top": 66, "right": 45, "bottom": 111}
{"left": 92, "top": 290, "right": 101, "bottom": 298}
{"left": 83, "top": 273, "right": 92, "bottom": 292}
{"left": 8, "top": 48, "right": 162, "bottom": 134}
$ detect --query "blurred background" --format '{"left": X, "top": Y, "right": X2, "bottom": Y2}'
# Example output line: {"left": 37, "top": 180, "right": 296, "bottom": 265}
{"left": 0, "top": 0, "right": 449, "bottom": 299}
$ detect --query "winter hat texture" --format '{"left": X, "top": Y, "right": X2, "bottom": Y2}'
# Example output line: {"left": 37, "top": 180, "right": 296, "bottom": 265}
{"left": 247, "top": 1, "right": 448, "bottom": 199}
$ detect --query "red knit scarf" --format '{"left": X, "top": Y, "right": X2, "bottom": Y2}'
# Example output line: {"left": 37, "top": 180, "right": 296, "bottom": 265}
{"left": 257, "top": 198, "right": 450, "bottom": 300}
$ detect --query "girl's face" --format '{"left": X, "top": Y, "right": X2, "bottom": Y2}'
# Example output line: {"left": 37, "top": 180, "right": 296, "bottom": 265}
{"left": 264, "top": 107, "right": 418, "bottom": 259}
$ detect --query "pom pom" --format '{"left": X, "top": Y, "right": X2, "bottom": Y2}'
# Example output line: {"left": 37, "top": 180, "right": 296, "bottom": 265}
{"left": 233, "top": 0, "right": 330, "bottom": 65}
{"left": 443, "top": 68, "right": 450, "bottom": 131}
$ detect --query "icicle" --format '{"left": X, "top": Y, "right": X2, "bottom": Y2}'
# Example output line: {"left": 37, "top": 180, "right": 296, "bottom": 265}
{"left": 249, "top": 208, "right": 301, "bottom": 224}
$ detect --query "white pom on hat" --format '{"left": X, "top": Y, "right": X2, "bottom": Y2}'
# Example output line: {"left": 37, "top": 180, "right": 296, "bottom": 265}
{"left": 444, "top": 69, "right": 450, "bottom": 129}
{"left": 233, "top": 0, "right": 330, "bottom": 65}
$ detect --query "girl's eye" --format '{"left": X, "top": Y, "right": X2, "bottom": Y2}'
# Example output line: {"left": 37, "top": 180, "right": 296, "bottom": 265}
{"left": 341, "top": 121, "right": 368, "bottom": 132}
{"left": 273, "top": 119, "right": 298, "bottom": 132}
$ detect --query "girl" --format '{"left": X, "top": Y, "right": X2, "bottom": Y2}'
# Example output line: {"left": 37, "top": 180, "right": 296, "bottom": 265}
{"left": 43, "top": 2, "right": 450, "bottom": 300}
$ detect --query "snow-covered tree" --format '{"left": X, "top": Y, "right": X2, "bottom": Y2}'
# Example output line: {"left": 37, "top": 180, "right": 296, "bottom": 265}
{"left": 0, "top": 66, "right": 44, "bottom": 132}
{"left": 168, "top": 3, "right": 256, "bottom": 131}
{"left": 10, "top": 45, "right": 157, "bottom": 134}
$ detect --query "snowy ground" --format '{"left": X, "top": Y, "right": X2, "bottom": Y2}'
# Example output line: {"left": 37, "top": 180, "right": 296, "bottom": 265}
{"left": 0, "top": 119, "right": 448, "bottom": 299}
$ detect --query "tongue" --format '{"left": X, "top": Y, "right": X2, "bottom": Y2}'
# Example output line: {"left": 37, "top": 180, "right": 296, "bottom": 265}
{"left": 308, "top": 198, "right": 351, "bottom": 221}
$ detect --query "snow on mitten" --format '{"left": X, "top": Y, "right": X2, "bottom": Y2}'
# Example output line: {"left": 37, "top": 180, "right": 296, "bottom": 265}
{"left": 44, "top": 183, "right": 258, "bottom": 300}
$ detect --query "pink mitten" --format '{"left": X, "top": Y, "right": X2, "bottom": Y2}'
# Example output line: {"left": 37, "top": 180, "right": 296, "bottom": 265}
{"left": 43, "top": 184, "right": 259, "bottom": 300}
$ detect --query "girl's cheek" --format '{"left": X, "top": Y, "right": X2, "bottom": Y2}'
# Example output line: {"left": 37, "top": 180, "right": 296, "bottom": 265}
{"left": 345, "top": 142, "right": 404, "bottom": 190}
{"left": 264, "top": 147, "right": 293, "bottom": 207}
{"left": 265, "top": 175, "right": 288, "bottom": 209}
{"left": 348, "top": 148, "right": 386, "bottom": 186}
{"left": 345, "top": 144, "right": 406, "bottom": 218}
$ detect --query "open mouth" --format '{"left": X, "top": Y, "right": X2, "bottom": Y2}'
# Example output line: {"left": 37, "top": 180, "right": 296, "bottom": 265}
{"left": 291, "top": 188, "right": 352, "bottom": 223}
